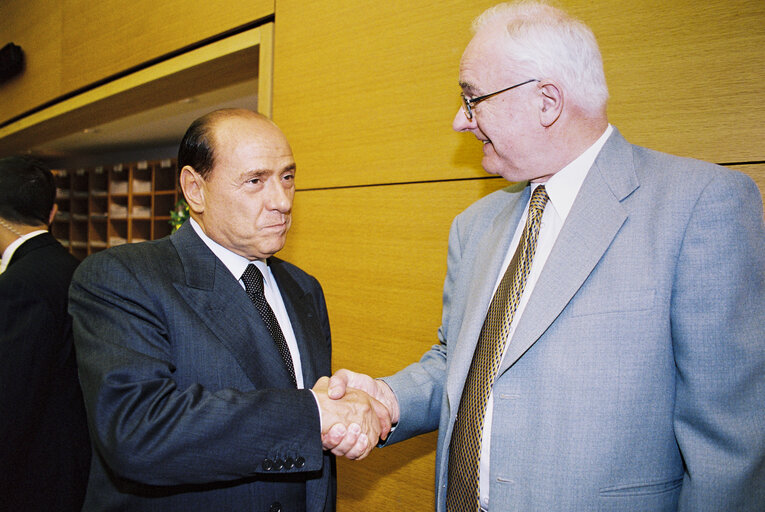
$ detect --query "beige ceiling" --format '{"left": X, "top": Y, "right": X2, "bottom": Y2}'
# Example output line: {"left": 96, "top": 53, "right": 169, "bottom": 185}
{"left": 29, "top": 79, "right": 258, "bottom": 166}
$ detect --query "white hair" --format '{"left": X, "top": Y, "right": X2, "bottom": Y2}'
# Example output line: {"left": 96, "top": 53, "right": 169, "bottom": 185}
{"left": 473, "top": 1, "right": 609, "bottom": 115}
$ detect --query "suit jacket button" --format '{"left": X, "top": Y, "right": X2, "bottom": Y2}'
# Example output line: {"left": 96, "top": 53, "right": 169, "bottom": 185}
{"left": 269, "top": 502, "right": 282, "bottom": 512}
{"left": 295, "top": 456, "right": 305, "bottom": 468}
{"left": 273, "top": 458, "right": 284, "bottom": 470}
{"left": 284, "top": 457, "right": 295, "bottom": 469}
{"left": 262, "top": 458, "right": 273, "bottom": 471}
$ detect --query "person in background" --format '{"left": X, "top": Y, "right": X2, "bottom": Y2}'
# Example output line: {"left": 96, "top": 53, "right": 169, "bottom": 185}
{"left": 69, "top": 109, "right": 389, "bottom": 511}
{"left": 0, "top": 155, "right": 90, "bottom": 511}
{"left": 324, "top": 2, "right": 765, "bottom": 510}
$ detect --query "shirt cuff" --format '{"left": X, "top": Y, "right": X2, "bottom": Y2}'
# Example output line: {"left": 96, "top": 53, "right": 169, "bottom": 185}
{"left": 309, "top": 389, "right": 323, "bottom": 431}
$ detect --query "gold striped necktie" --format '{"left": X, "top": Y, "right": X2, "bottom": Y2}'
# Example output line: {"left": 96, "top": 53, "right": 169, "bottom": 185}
{"left": 446, "top": 185, "right": 549, "bottom": 511}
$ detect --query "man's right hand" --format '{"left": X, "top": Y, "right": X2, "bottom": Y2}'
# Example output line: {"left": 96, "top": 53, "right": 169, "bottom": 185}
{"left": 319, "top": 369, "right": 401, "bottom": 458}
{"left": 312, "top": 376, "right": 392, "bottom": 460}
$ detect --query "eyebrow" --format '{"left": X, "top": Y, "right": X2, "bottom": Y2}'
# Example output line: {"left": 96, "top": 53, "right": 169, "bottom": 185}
{"left": 240, "top": 169, "right": 270, "bottom": 180}
{"left": 239, "top": 163, "right": 296, "bottom": 180}
{"left": 459, "top": 80, "right": 478, "bottom": 95}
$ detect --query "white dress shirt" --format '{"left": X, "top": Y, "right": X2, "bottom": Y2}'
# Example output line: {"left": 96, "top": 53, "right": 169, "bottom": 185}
{"left": 189, "top": 218, "right": 305, "bottom": 389}
{"left": 0, "top": 230, "right": 47, "bottom": 274}
{"left": 479, "top": 125, "right": 613, "bottom": 509}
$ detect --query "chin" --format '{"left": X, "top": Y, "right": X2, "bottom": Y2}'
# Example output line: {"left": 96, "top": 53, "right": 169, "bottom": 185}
{"left": 481, "top": 159, "right": 519, "bottom": 181}
{"left": 481, "top": 158, "right": 505, "bottom": 178}
{"left": 263, "top": 239, "right": 287, "bottom": 258}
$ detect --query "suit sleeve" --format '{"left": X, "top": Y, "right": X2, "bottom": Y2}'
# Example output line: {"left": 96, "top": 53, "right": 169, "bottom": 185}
{"left": 69, "top": 251, "right": 326, "bottom": 487}
{"left": 671, "top": 171, "right": 765, "bottom": 510}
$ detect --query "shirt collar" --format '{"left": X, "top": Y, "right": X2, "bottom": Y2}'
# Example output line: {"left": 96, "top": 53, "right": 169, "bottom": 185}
{"left": 0, "top": 230, "right": 48, "bottom": 274}
{"left": 189, "top": 218, "right": 269, "bottom": 282}
{"left": 540, "top": 124, "right": 613, "bottom": 223}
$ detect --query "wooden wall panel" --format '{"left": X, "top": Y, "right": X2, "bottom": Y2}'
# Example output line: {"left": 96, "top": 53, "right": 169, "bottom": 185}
{"left": 0, "top": 0, "right": 273, "bottom": 124}
{"left": 274, "top": 0, "right": 764, "bottom": 190}
{"left": 0, "top": 2, "right": 65, "bottom": 121}
{"left": 279, "top": 178, "right": 509, "bottom": 510}
{"left": 579, "top": 0, "right": 765, "bottom": 163}
{"left": 58, "top": 0, "right": 272, "bottom": 92}
{"left": 335, "top": 431, "right": 438, "bottom": 510}
{"left": 273, "top": 0, "right": 493, "bottom": 190}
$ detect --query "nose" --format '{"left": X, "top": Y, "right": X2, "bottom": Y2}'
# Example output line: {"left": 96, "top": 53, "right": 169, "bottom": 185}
{"left": 452, "top": 107, "right": 474, "bottom": 132}
{"left": 265, "top": 180, "right": 292, "bottom": 213}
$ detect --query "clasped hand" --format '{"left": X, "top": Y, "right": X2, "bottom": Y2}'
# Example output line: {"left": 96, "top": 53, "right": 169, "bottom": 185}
{"left": 313, "top": 370, "right": 399, "bottom": 460}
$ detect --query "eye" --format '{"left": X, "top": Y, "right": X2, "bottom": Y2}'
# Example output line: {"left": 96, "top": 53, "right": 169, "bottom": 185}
{"left": 281, "top": 169, "right": 296, "bottom": 183}
{"left": 247, "top": 177, "right": 261, "bottom": 185}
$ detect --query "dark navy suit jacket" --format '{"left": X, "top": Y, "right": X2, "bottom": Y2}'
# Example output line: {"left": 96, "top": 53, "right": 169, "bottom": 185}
{"left": 0, "top": 232, "right": 90, "bottom": 510}
{"left": 70, "top": 221, "right": 335, "bottom": 511}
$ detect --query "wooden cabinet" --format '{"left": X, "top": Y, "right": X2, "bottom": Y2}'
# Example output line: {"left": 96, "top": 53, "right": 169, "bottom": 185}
{"left": 52, "top": 160, "right": 179, "bottom": 260}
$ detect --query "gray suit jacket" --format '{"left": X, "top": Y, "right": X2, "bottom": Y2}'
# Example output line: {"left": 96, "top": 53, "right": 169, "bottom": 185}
{"left": 384, "top": 128, "right": 765, "bottom": 511}
{"left": 70, "top": 222, "right": 335, "bottom": 511}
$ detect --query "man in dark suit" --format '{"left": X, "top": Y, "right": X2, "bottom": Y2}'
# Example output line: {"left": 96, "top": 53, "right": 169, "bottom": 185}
{"left": 325, "top": 2, "right": 764, "bottom": 511}
{"left": 0, "top": 156, "right": 90, "bottom": 511}
{"left": 69, "top": 109, "right": 389, "bottom": 511}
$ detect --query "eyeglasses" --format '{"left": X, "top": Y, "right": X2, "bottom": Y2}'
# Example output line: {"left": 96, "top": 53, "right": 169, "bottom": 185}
{"left": 460, "top": 78, "right": 539, "bottom": 120}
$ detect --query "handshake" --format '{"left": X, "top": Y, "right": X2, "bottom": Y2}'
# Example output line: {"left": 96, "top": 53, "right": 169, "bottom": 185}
{"left": 312, "top": 369, "right": 400, "bottom": 460}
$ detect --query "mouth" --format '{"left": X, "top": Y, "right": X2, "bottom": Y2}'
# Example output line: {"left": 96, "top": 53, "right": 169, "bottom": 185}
{"left": 262, "top": 214, "right": 291, "bottom": 230}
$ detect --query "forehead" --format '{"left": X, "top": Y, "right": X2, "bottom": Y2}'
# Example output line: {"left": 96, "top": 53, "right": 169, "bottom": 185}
{"left": 211, "top": 115, "right": 294, "bottom": 168}
{"left": 459, "top": 25, "right": 510, "bottom": 91}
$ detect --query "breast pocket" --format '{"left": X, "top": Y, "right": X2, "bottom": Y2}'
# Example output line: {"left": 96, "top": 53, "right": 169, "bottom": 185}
{"left": 567, "top": 289, "right": 657, "bottom": 318}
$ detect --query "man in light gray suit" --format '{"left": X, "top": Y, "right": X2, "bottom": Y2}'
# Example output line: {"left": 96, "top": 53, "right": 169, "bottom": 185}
{"left": 324, "top": 2, "right": 765, "bottom": 510}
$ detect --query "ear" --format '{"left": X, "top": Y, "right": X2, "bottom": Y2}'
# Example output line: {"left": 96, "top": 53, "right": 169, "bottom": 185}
{"left": 180, "top": 166, "right": 206, "bottom": 214}
{"left": 47, "top": 203, "right": 58, "bottom": 226}
{"left": 538, "top": 80, "right": 563, "bottom": 127}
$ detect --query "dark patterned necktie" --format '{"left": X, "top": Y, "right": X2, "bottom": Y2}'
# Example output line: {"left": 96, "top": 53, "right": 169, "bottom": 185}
{"left": 241, "top": 264, "right": 297, "bottom": 387}
{"left": 446, "top": 185, "right": 549, "bottom": 511}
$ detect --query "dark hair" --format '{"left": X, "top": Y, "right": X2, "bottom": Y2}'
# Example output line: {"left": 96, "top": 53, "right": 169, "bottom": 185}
{"left": 0, "top": 156, "right": 56, "bottom": 225}
{"left": 178, "top": 109, "right": 267, "bottom": 180}
{"left": 177, "top": 112, "right": 219, "bottom": 180}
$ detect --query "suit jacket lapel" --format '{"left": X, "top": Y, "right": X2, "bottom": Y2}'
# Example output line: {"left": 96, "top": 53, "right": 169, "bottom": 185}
{"left": 169, "top": 222, "right": 293, "bottom": 388}
{"left": 447, "top": 186, "right": 530, "bottom": 404}
{"left": 269, "top": 258, "right": 327, "bottom": 387}
{"left": 498, "top": 129, "right": 639, "bottom": 374}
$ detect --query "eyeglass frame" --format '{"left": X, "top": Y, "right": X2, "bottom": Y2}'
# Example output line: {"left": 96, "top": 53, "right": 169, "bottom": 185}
{"left": 460, "top": 78, "right": 540, "bottom": 120}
